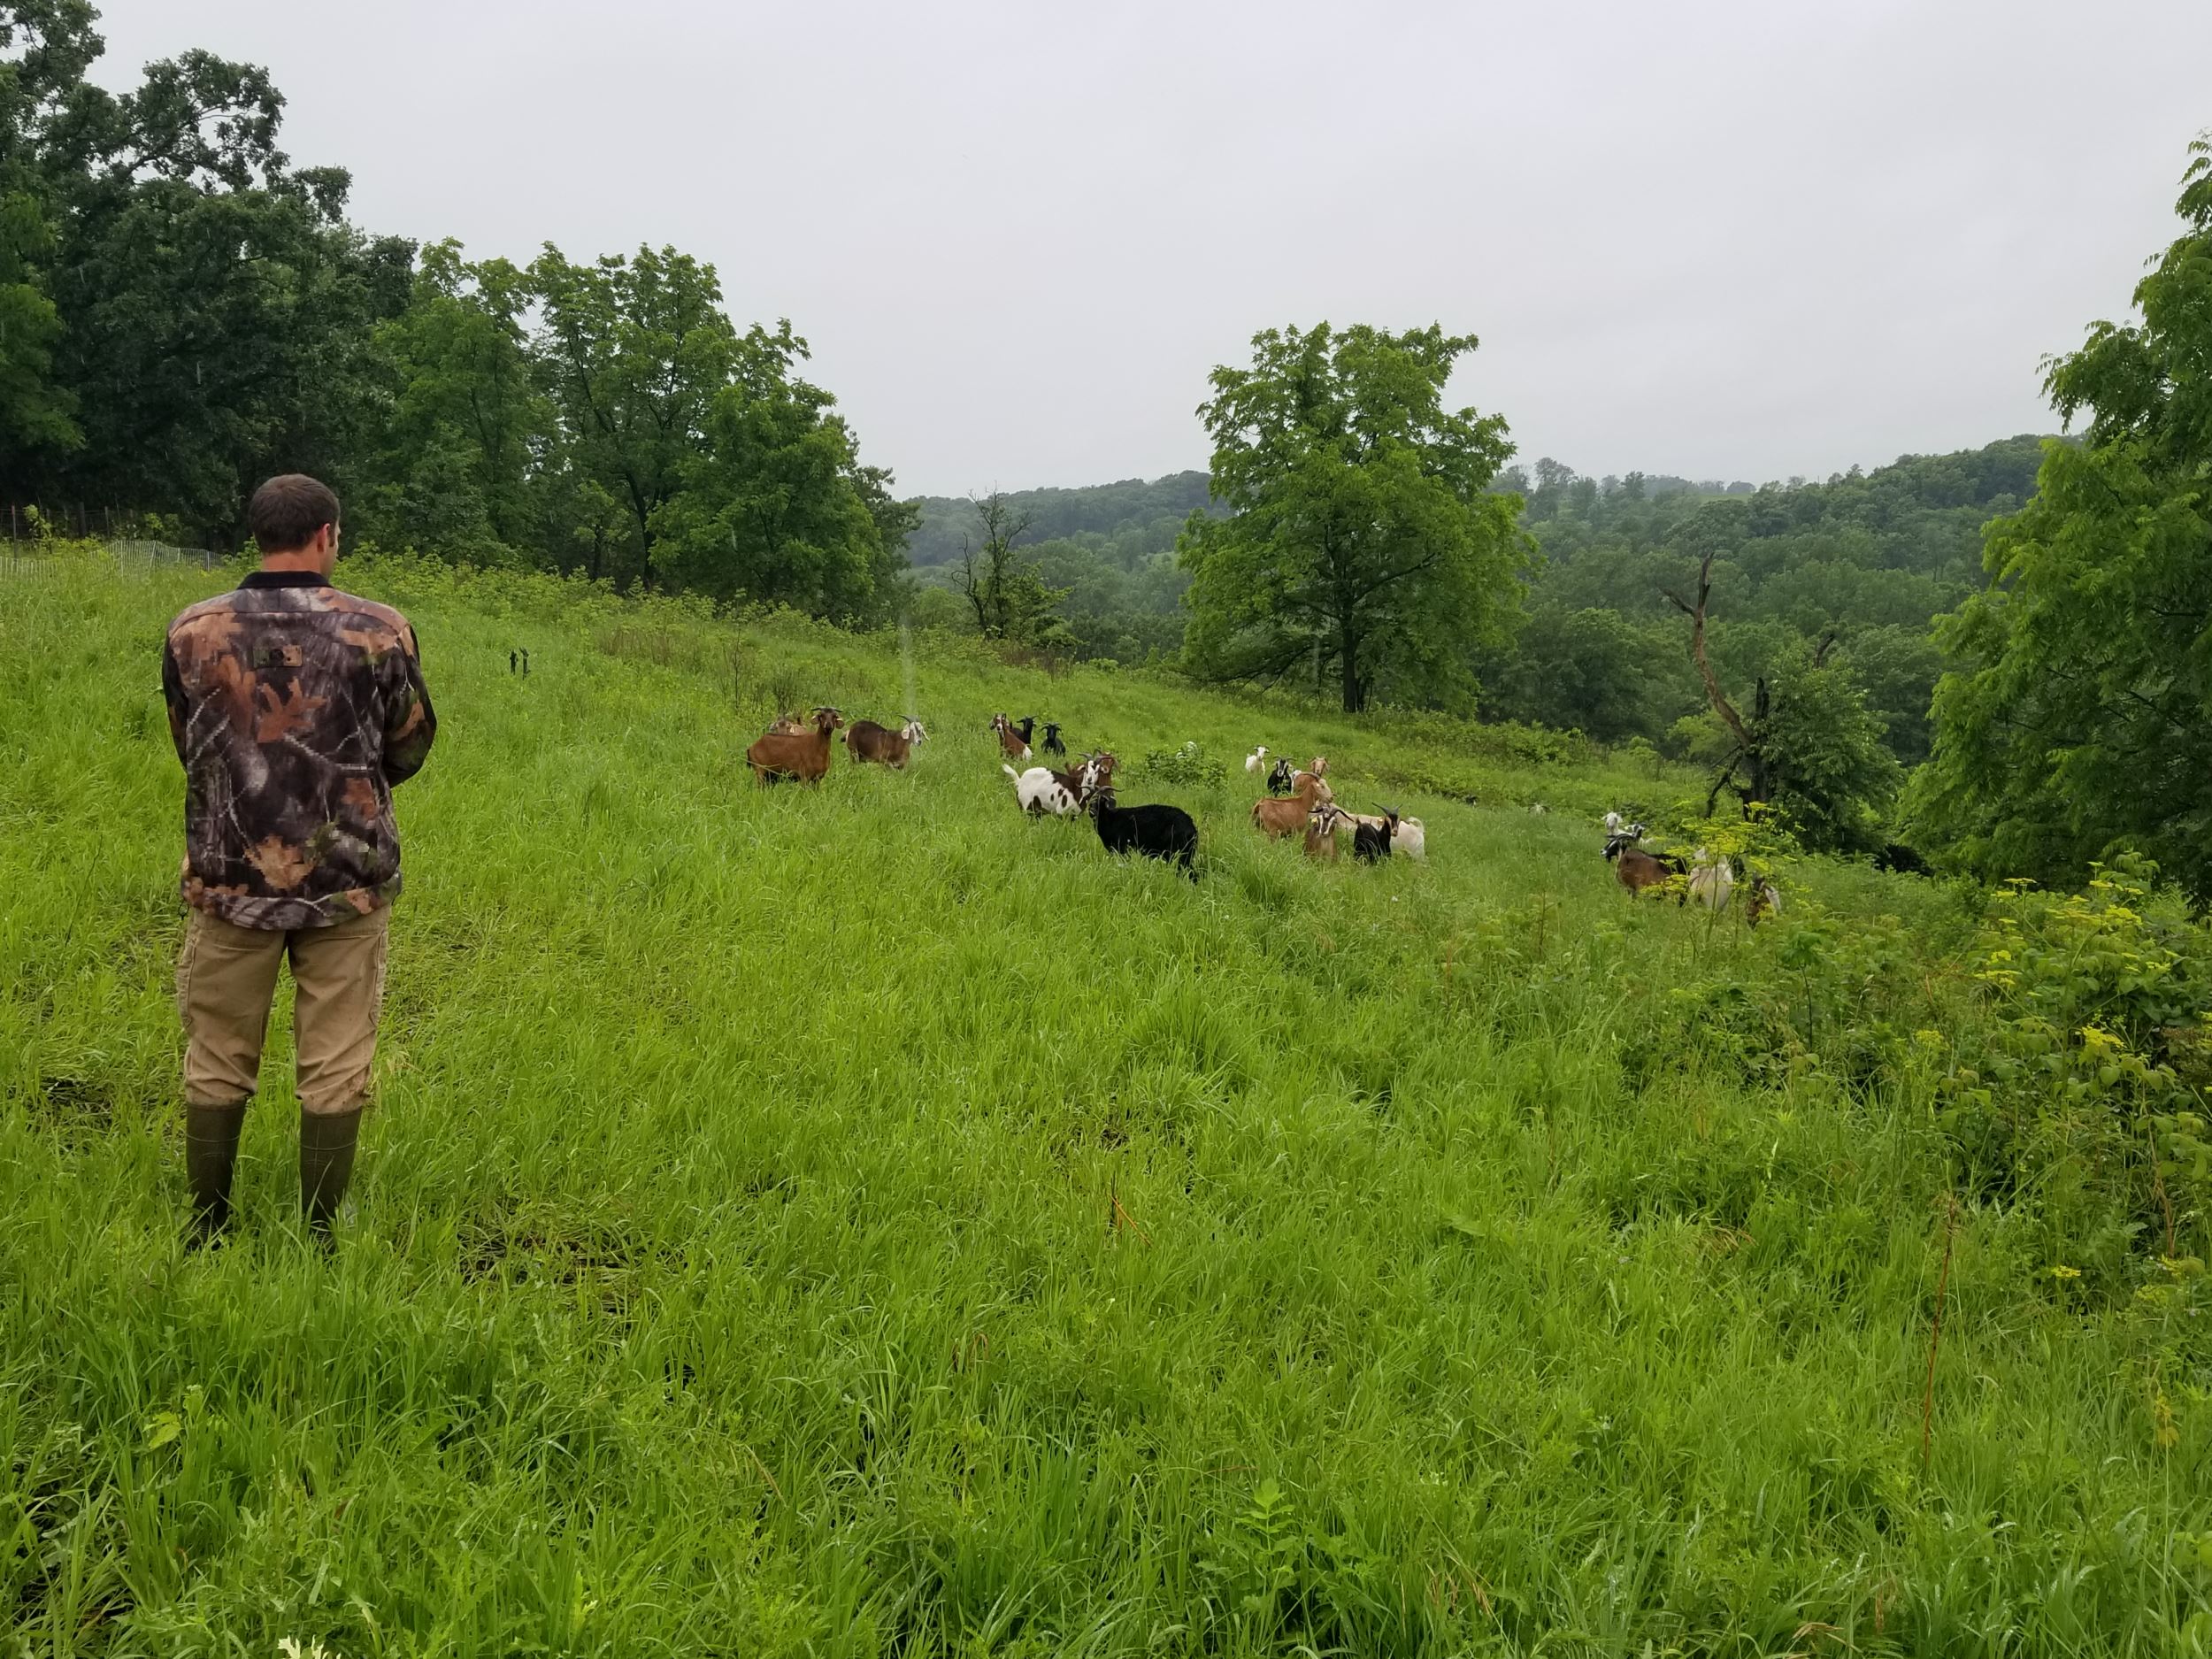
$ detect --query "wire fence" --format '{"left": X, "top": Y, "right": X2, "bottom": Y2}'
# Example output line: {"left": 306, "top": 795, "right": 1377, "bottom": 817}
{"left": 0, "top": 542, "right": 223, "bottom": 582}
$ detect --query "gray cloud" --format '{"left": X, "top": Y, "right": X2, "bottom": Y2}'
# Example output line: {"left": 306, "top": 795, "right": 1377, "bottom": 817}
{"left": 90, "top": 0, "right": 2212, "bottom": 495}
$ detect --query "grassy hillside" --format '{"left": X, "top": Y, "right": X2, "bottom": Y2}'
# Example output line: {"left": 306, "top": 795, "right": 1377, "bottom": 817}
{"left": 3, "top": 554, "right": 2206, "bottom": 1656}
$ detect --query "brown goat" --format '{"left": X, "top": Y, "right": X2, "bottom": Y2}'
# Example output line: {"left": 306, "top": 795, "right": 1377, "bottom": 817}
{"left": 992, "top": 712, "right": 1031, "bottom": 762}
{"left": 1303, "top": 803, "right": 1345, "bottom": 861}
{"left": 1611, "top": 844, "right": 1686, "bottom": 895}
{"left": 748, "top": 706, "right": 845, "bottom": 783}
{"left": 846, "top": 717, "right": 927, "bottom": 770}
{"left": 1251, "top": 766, "right": 1333, "bottom": 840}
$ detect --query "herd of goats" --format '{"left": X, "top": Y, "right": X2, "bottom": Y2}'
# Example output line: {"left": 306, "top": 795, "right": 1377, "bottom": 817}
{"left": 737, "top": 703, "right": 1785, "bottom": 918}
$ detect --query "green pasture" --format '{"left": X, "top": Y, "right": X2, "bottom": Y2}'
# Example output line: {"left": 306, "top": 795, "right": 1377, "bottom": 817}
{"left": 2, "top": 557, "right": 2205, "bottom": 1655}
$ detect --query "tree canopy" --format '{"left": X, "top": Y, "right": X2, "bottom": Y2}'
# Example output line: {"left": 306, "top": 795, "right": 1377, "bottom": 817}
{"left": 1178, "top": 323, "right": 1529, "bottom": 713}
{"left": 1, "top": 1, "right": 911, "bottom": 623}
{"left": 1914, "top": 135, "right": 2212, "bottom": 902}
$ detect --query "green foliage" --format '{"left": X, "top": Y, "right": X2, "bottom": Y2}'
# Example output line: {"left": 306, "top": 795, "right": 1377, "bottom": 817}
{"left": 0, "top": 188, "right": 75, "bottom": 465}
{"left": 526, "top": 242, "right": 737, "bottom": 588}
{"left": 905, "top": 472, "right": 1218, "bottom": 568}
{"left": 1916, "top": 135, "right": 2212, "bottom": 903}
{"left": 0, "top": 8, "right": 916, "bottom": 623}
{"left": 4, "top": 560, "right": 2211, "bottom": 1652}
{"left": 1935, "top": 861, "right": 2212, "bottom": 1277}
{"left": 1754, "top": 655, "right": 1904, "bottom": 853}
{"left": 1179, "top": 322, "right": 1532, "bottom": 713}
{"left": 649, "top": 321, "right": 901, "bottom": 623}
{"left": 1133, "top": 740, "right": 1227, "bottom": 790}
{"left": 357, "top": 241, "right": 547, "bottom": 565}
{"left": 1476, "top": 602, "right": 1674, "bottom": 740}
{"left": 949, "top": 490, "right": 1074, "bottom": 651}
{"left": 1479, "top": 438, "right": 2047, "bottom": 758}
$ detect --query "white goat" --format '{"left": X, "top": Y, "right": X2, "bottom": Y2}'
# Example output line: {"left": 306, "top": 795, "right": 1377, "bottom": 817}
{"left": 1004, "top": 754, "right": 1110, "bottom": 818}
{"left": 1686, "top": 848, "right": 1735, "bottom": 911}
{"left": 1244, "top": 745, "right": 1269, "bottom": 774}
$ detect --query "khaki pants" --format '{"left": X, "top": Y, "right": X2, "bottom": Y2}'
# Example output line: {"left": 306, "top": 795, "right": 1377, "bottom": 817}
{"left": 176, "top": 907, "right": 391, "bottom": 1116}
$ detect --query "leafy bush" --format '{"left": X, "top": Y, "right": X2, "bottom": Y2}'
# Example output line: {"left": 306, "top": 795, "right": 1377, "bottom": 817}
{"left": 1936, "top": 859, "right": 2211, "bottom": 1275}
{"left": 1134, "top": 740, "right": 1227, "bottom": 790}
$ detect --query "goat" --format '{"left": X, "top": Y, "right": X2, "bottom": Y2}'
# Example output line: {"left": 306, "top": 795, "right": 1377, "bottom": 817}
{"left": 1604, "top": 810, "right": 1624, "bottom": 834}
{"left": 748, "top": 706, "right": 845, "bottom": 783}
{"left": 991, "top": 713, "right": 1032, "bottom": 762}
{"left": 1304, "top": 803, "right": 1345, "bottom": 861}
{"left": 846, "top": 716, "right": 927, "bottom": 770}
{"left": 1605, "top": 831, "right": 1683, "bottom": 895}
{"left": 1745, "top": 878, "right": 1783, "bottom": 927}
{"left": 1251, "top": 765, "right": 1333, "bottom": 840}
{"left": 1874, "top": 841, "right": 1931, "bottom": 876}
{"left": 1041, "top": 722, "right": 1065, "bottom": 757}
{"left": 1005, "top": 751, "right": 1111, "bottom": 817}
{"left": 1529, "top": 802, "right": 1548, "bottom": 816}
{"left": 1686, "top": 849, "right": 1736, "bottom": 912}
{"left": 1353, "top": 810, "right": 1400, "bottom": 863}
{"left": 1245, "top": 744, "right": 1269, "bottom": 774}
{"left": 768, "top": 710, "right": 810, "bottom": 735}
{"left": 1338, "top": 810, "right": 1426, "bottom": 861}
{"left": 1087, "top": 786, "right": 1197, "bottom": 878}
{"left": 1266, "top": 757, "right": 1294, "bottom": 795}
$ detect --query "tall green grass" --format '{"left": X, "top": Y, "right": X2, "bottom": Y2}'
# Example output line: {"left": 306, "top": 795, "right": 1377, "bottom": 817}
{"left": 2, "top": 557, "right": 2205, "bottom": 1655}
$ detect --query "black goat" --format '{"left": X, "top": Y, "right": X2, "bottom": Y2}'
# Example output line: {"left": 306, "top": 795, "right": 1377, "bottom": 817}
{"left": 1265, "top": 757, "right": 1294, "bottom": 795}
{"left": 1041, "top": 721, "right": 1065, "bottom": 757}
{"left": 1013, "top": 716, "right": 1037, "bottom": 749}
{"left": 1353, "top": 809, "right": 1400, "bottom": 863}
{"left": 1087, "top": 787, "right": 1198, "bottom": 878}
{"left": 1874, "top": 841, "right": 1931, "bottom": 876}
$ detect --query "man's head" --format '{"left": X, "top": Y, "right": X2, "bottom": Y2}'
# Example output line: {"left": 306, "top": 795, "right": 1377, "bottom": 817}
{"left": 248, "top": 475, "right": 342, "bottom": 575}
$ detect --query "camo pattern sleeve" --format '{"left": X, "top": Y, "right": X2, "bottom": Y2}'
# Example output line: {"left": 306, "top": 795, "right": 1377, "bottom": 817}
{"left": 162, "top": 575, "right": 438, "bottom": 929}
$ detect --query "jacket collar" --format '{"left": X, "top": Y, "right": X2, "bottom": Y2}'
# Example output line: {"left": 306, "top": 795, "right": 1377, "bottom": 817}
{"left": 240, "top": 570, "right": 334, "bottom": 590}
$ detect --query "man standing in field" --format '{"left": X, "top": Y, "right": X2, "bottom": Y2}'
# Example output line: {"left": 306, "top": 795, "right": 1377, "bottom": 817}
{"left": 161, "top": 475, "right": 437, "bottom": 1246}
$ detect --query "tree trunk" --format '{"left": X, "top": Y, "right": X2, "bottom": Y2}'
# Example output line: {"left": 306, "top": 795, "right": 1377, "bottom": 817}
{"left": 1340, "top": 616, "right": 1365, "bottom": 712}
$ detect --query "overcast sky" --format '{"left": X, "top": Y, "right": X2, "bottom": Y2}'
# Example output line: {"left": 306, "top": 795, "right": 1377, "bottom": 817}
{"left": 91, "top": 0, "right": 2212, "bottom": 497}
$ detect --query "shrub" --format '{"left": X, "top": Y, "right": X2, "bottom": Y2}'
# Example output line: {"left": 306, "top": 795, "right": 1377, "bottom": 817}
{"left": 1134, "top": 741, "right": 1228, "bottom": 790}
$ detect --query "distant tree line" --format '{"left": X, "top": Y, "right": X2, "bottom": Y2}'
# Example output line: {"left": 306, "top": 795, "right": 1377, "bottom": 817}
{"left": 1479, "top": 436, "right": 2049, "bottom": 766}
{"left": 0, "top": 3, "right": 914, "bottom": 622}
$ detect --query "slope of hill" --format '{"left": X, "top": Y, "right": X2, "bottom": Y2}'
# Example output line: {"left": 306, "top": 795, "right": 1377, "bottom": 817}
{"left": 1, "top": 552, "right": 2200, "bottom": 1654}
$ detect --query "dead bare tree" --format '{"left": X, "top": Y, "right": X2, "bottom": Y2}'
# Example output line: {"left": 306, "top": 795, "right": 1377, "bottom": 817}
{"left": 955, "top": 490, "right": 1035, "bottom": 640}
{"left": 1662, "top": 549, "right": 1774, "bottom": 816}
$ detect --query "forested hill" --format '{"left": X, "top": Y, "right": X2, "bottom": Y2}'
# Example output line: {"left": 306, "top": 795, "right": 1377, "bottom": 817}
{"left": 904, "top": 472, "right": 1217, "bottom": 566}
{"left": 1479, "top": 434, "right": 2051, "bottom": 764}
{"left": 902, "top": 438, "right": 2054, "bottom": 762}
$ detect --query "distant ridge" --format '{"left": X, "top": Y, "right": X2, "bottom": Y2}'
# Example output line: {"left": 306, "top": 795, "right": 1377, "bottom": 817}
{"left": 902, "top": 472, "right": 1218, "bottom": 567}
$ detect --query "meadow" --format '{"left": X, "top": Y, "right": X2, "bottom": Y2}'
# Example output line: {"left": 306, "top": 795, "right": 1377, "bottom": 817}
{"left": 2, "top": 553, "right": 2207, "bottom": 1656}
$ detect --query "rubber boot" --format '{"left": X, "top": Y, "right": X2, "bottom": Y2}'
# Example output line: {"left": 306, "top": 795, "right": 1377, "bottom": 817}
{"left": 184, "top": 1103, "right": 246, "bottom": 1249}
{"left": 299, "top": 1107, "right": 364, "bottom": 1245}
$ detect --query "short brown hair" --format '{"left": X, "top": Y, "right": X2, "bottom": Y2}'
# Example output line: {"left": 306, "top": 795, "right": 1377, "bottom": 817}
{"left": 247, "top": 474, "right": 342, "bottom": 553}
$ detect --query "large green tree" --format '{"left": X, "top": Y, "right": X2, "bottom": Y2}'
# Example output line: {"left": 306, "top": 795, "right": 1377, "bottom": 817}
{"left": 0, "top": 4, "right": 88, "bottom": 469}
{"left": 1178, "top": 323, "right": 1528, "bottom": 712}
{"left": 1914, "top": 136, "right": 2212, "bottom": 901}
{"left": 8, "top": 12, "right": 411, "bottom": 540}
{"left": 648, "top": 321, "right": 896, "bottom": 620}
{"left": 528, "top": 244, "right": 735, "bottom": 589}
{"left": 358, "top": 240, "right": 548, "bottom": 561}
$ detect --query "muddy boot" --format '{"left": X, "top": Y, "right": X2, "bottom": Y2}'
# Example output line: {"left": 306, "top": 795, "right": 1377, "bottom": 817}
{"left": 299, "top": 1107, "right": 364, "bottom": 1245}
{"left": 184, "top": 1103, "right": 246, "bottom": 1249}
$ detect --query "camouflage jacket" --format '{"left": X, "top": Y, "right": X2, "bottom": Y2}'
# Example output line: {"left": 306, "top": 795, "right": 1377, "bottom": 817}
{"left": 161, "top": 572, "right": 437, "bottom": 929}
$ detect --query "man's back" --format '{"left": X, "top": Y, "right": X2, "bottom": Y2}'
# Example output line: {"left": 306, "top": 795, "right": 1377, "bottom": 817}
{"left": 163, "top": 571, "right": 437, "bottom": 930}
